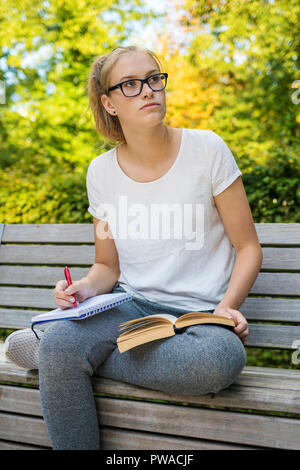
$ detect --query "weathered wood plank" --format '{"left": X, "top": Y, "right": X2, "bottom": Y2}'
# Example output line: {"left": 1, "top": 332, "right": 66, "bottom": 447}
{"left": 1, "top": 349, "right": 300, "bottom": 414}
{"left": 0, "top": 414, "right": 258, "bottom": 450}
{"left": 246, "top": 324, "right": 300, "bottom": 349}
{"left": 1, "top": 267, "right": 300, "bottom": 299}
{"left": 2, "top": 223, "right": 300, "bottom": 245}
{"left": 250, "top": 272, "right": 300, "bottom": 295}
{"left": 1, "top": 391, "right": 300, "bottom": 448}
{"left": 97, "top": 397, "right": 300, "bottom": 449}
{"left": 0, "top": 287, "right": 58, "bottom": 309}
{"left": 1, "top": 245, "right": 300, "bottom": 269}
{"left": 0, "top": 300, "right": 299, "bottom": 349}
{"left": 1, "top": 302, "right": 299, "bottom": 349}
{"left": 1, "top": 299, "right": 300, "bottom": 330}
{"left": 0, "top": 385, "right": 42, "bottom": 416}
{"left": 99, "top": 427, "right": 259, "bottom": 450}
{"left": 1, "top": 224, "right": 94, "bottom": 243}
{"left": 0, "top": 413, "right": 51, "bottom": 447}
{"left": 240, "top": 297, "right": 300, "bottom": 322}
{"left": 255, "top": 223, "right": 300, "bottom": 245}
{"left": 0, "top": 440, "right": 47, "bottom": 450}
{"left": 1, "top": 373, "right": 300, "bottom": 418}
{"left": 0, "top": 244, "right": 95, "bottom": 265}
{"left": 260, "top": 247, "right": 300, "bottom": 270}
{"left": 0, "top": 266, "right": 89, "bottom": 286}
{"left": 0, "top": 309, "right": 43, "bottom": 329}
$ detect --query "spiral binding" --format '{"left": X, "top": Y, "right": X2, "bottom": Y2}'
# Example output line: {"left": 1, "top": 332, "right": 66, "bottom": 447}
{"left": 80, "top": 296, "right": 132, "bottom": 317}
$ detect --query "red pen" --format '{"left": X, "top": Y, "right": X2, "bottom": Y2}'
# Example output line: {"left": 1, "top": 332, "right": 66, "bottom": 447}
{"left": 64, "top": 266, "right": 78, "bottom": 308}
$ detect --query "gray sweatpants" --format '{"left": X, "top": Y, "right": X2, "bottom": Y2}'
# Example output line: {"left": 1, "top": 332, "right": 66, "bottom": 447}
{"left": 38, "top": 282, "right": 246, "bottom": 450}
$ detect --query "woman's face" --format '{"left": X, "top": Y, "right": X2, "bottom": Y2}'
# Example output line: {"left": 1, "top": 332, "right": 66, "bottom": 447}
{"left": 101, "top": 51, "right": 167, "bottom": 130}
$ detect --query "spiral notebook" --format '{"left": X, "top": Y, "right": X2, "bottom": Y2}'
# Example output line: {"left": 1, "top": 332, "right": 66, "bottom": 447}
{"left": 30, "top": 292, "right": 133, "bottom": 330}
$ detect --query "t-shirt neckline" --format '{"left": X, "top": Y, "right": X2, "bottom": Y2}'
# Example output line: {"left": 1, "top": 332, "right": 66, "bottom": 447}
{"left": 113, "top": 128, "right": 186, "bottom": 185}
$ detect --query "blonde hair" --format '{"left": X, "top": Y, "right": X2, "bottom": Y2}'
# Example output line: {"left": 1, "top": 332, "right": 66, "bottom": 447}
{"left": 86, "top": 45, "right": 163, "bottom": 145}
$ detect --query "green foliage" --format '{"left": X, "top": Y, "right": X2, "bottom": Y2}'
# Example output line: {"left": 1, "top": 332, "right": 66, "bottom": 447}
{"left": 0, "top": 161, "right": 91, "bottom": 223}
{"left": 245, "top": 346, "right": 298, "bottom": 369}
{"left": 0, "top": 0, "right": 160, "bottom": 222}
{"left": 182, "top": 0, "right": 300, "bottom": 164}
{"left": 242, "top": 149, "right": 300, "bottom": 222}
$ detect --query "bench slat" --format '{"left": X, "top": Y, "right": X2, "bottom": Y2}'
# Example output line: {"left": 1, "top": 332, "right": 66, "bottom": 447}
{"left": 255, "top": 223, "right": 300, "bottom": 245}
{"left": 1, "top": 224, "right": 94, "bottom": 243}
{"left": 251, "top": 272, "right": 300, "bottom": 295}
{"left": 98, "top": 397, "right": 300, "bottom": 449}
{"left": 1, "top": 348, "right": 300, "bottom": 414}
{"left": 1, "top": 299, "right": 300, "bottom": 329}
{"left": 0, "top": 392, "right": 299, "bottom": 449}
{"left": 1, "top": 266, "right": 300, "bottom": 298}
{"left": 0, "top": 414, "right": 257, "bottom": 450}
{"left": 0, "top": 413, "right": 51, "bottom": 447}
{"left": 0, "top": 345, "right": 284, "bottom": 385}
{"left": 0, "top": 244, "right": 94, "bottom": 265}
{"left": 0, "top": 304, "right": 299, "bottom": 350}
{"left": 1, "top": 245, "right": 300, "bottom": 269}
{"left": 247, "top": 323, "right": 300, "bottom": 349}
{"left": 0, "top": 287, "right": 57, "bottom": 309}
{"left": 261, "top": 247, "right": 300, "bottom": 270}
{"left": 2, "top": 223, "right": 300, "bottom": 245}
{"left": 0, "top": 266, "right": 89, "bottom": 286}
{"left": 0, "top": 440, "right": 46, "bottom": 450}
{"left": 0, "top": 309, "right": 44, "bottom": 329}
{"left": 240, "top": 297, "right": 300, "bottom": 322}
{"left": 99, "top": 426, "right": 258, "bottom": 450}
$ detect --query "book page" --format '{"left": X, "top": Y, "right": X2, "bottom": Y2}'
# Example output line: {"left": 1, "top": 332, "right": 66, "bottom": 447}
{"left": 120, "top": 313, "right": 178, "bottom": 329}
{"left": 143, "top": 314, "right": 177, "bottom": 323}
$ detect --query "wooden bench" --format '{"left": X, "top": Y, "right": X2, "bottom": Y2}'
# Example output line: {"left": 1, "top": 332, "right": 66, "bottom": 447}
{"left": 0, "top": 222, "right": 300, "bottom": 450}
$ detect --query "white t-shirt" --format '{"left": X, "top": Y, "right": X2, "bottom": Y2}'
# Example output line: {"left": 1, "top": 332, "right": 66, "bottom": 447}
{"left": 86, "top": 128, "right": 242, "bottom": 311}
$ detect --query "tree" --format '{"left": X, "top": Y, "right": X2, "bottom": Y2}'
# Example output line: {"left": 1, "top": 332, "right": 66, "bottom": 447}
{"left": 180, "top": 0, "right": 300, "bottom": 164}
{"left": 0, "top": 0, "right": 159, "bottom": 222}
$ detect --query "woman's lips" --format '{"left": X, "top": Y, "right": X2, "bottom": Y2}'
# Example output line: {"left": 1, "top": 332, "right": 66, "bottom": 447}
{"left": 141, "top": 103, "right": 160, "bottom": 109}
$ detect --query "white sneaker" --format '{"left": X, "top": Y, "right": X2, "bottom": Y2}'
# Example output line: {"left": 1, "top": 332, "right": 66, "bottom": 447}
{"left": 4, "top": 328, "right": 44, "bottom": 370}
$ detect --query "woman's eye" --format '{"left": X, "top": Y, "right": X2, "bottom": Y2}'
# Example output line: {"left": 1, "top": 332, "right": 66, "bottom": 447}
{"left": 124, "top": 80, "right": 136, "bottom": 87}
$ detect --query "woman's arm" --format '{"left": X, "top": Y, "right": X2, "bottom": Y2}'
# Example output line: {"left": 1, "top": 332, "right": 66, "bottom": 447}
{"left": 217, "top": 245, "right": 263, "bottom": 311}
{"left": 83, "top": 217, "right": 121, "bottom": 296}
{"left": 212, "top": 176, "right": 263, "bottom": 343}
{"left": 54, "top": 218, "right": 120, "bottom": 309}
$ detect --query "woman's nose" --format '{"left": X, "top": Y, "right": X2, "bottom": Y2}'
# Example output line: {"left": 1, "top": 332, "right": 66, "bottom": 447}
{"left": 141, "top": 81, "right": 154, "bottom": 96}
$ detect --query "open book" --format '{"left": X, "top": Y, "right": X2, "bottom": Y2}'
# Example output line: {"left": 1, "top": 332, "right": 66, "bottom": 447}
{"left": 31, "top": 292, "right": 133, "bottom": 330}
{"left": 117, "top": 312, "right": 235, "bottom": 353}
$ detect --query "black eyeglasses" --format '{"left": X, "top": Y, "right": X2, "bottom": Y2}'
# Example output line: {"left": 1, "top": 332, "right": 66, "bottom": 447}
{"left": 107, "top": 72, "right": 168, "bottom": 97}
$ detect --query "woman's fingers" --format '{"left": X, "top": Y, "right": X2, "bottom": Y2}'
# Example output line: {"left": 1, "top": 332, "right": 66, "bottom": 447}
{"left": 54, "top": 280, "right": 77, "bottom": 309}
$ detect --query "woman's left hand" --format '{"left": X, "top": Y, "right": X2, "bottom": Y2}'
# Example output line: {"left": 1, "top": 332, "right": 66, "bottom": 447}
{"left": 213, "top": 306, "right": 249, "bottom": 345}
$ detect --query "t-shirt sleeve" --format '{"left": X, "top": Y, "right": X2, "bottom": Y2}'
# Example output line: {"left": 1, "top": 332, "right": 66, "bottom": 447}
{"left": 209, "top": 131, "right": 242, "bottom": 197}
{"left": 86, "top": 161, "right": 108, "bottom": 221}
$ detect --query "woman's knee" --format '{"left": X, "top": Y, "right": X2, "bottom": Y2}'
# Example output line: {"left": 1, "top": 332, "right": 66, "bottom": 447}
{"left": 169, "top": 326, "right": 247, "bottom": 395}
{"left": 190, "top": 326, "right": 247, "bottom": 393}
{"left": 38, "top": 320, "right": 90, "bottom": 373}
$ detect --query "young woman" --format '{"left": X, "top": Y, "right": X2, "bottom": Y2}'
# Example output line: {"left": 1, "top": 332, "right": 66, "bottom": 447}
{"left": 5, "top": 45, "right": 262, "bottom": 450}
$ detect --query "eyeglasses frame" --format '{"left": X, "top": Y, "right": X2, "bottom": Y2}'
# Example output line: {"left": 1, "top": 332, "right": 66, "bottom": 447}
{"left": 107, "top": 72, "right": 168, "bottom": 97}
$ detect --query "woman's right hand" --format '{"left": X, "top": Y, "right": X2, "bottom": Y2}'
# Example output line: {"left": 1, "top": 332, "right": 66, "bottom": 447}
{"left": 53, "top": 278, "right": 96, "bottom": 310}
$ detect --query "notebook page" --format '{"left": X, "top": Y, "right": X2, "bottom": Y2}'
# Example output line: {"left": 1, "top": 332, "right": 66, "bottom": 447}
{"left": 31, "top": 292, "right": 132, "bottom": 323}
{"left": 71, "top": 292, "right": 132, "bottom": 315}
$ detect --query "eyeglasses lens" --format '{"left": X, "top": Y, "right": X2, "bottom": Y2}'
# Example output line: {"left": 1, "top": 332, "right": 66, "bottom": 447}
{"left": 122, "top": 74, "right": 166, "bottom": 97}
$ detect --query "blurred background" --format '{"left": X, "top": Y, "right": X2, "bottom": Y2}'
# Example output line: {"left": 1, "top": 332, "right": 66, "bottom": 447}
{"left": 0, "top": 0, "right": 299, "bottom": 369}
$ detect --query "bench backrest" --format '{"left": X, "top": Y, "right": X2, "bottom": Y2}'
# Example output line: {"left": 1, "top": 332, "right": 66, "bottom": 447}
{"left": 0, "top": 223, "right": 300, "bottom": 351}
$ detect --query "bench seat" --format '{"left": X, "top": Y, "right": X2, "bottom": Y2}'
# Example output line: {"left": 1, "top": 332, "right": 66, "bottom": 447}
{"left": 1, "top": 343, "right": 300, "bottom": 450}
{"left": 0, "top": 223, "right": 300, "bottom": 449}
